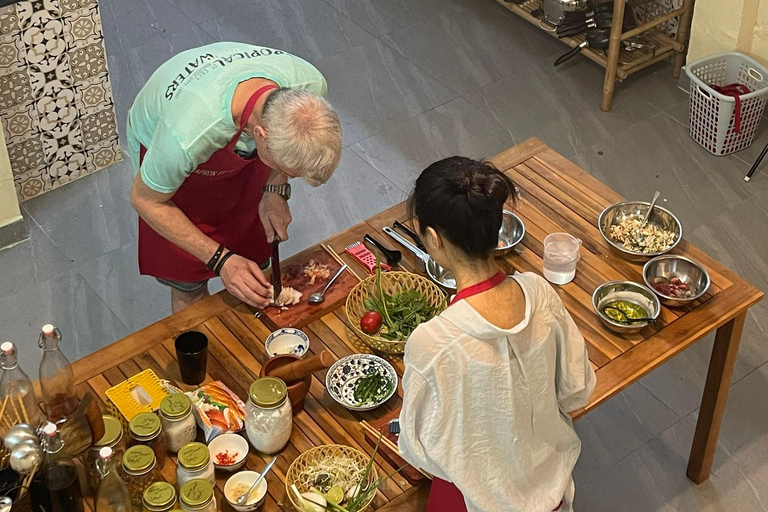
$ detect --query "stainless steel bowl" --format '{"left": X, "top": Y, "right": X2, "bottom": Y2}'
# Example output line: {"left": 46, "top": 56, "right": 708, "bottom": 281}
{"left": 598, "top": 201, "right": 683, "bottom": 262}
{"left": 495, "top": 210, "right": 526, "bottom": 256}
{"left": 427, "top": 258, "right": 456, "bottom": 293}
{"left": 643, "top": 255, "right": 710, "bottom": 307}
{"left": 592, "top": 280, "right": 661, "bottom": 334}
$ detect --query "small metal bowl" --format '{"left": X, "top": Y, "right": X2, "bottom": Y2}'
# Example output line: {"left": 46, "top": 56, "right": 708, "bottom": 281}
{"left": 592, "top": 280, "right": 661, "bottom": 334}
{"left": 427, "top": 258, "right": 456, "bottom": 293}
{"left": 643, "top": 255, "right": 710, "bottom": 307}
{"left": 598, "top": 201, "right": 683, "bottom": 262}
{"left": 495, "top": 210, "right": 526, "bottom": 256}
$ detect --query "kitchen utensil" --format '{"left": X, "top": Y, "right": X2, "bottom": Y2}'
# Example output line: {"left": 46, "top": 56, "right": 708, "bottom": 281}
{"left": 494, "top": 210, "right": 527, "bottom": 255}
{"left": 308, "top": 264, "right": 348, "bottom": 304}
{"left": 174, "top": 331, "right": 208, "bottom": 385}
{"left": 265, "top": 328, "right": 309, "bottom": 357}
{"left": 598, "top": 201, "right": 682, "bottom": 262}
{"left": 592, "top": 281, "right": 661, "bottom": 334}
{"left": 634, "top": 190, "right": 661, "bottom": 244}
{"left": 326, "top": 354, "right": 398, "bottom": 411}
{"left": 557, "top": 11, "right": 613, "bottom": 33}
{"left": 555, "top": 29, "right": 610, "bottom": 66}
{"left": 541, "top": 0, "right": 591, "bottom": 25}
{"left": 364, "top": 234, "right": 402, "bottom": 266}
{"left": 270, "top": 240, "right": 282, "bottom": 303}
{"left": 0, "top": 497, "right": 10, "bottom": 512}
{"left": 10, "top": 442, "right": 42, "bottom": 474}
{"left": 225, "top": 471, "right": 268, "bottom": 511}
{"left": 345, "top": 241, "right": 391, "bottom": 274}
{"left": 561, "top": 1, "right": 613, "bottom": 23}
{"left": 393, "top": 221, "right": 426, "bottom": 252}
{"left": 237, "top": 457, "right": 276, "bottom": 506}
{"left": 3, "top": 425, "right": 38, "bottom": 452}
{"left": 557, "top": 17, "right": 613, "bottom": 38}
{"left": 388, "top": 419, "right": 400, "bottom": 436}
{"left": 543, "top": 233, "right": 582, "bottom": 284}
{"left": 266, "top": 350, "right": 335, "bottom": 384}
{"left": 643, "top": 255, "right": 711, "bottom": 307}
{"left": 383, "top": 226, "right": 456, "bottom": 292}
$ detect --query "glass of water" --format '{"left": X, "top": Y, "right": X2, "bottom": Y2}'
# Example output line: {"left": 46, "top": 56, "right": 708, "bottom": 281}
{"left": 543, "top": 233, "right": 582, "bottom": 285}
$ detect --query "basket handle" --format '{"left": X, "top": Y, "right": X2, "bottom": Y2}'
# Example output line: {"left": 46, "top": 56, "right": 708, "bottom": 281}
{"left": 748, "top": 67, "right": 764, "bottom": 83}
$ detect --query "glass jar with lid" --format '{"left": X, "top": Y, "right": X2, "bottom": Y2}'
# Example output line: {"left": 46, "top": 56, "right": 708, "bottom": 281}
{"left": 159, "top": 394, "right": 197, "bottom": 453}
{"left": 85, "top": 415, "right": 126, "bottom": 490}
{"left": 121, "top": 445, "right": 161, "bottom": 510}
{"left": 245, "top": 377, "right": 292, "bottom": 454}
{"left": 176, "top": 442, "right": 215, "bottom": 489}
{"left": 129, "top": 411, "right": 168, "bottom": 467}
{"left": 179, "top": 479, "right": 216, "bottom": 512}
{"left": 143, "top": 481, "right": 177, "bottom": 512}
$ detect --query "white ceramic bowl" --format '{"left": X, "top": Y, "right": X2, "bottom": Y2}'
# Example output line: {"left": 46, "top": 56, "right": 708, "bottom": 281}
{"left": 265, "top": 328, "right": 310, "bottom": 358}
{"left": 208, "top": 433, "right": 249, "bottom": 472}
{"left": 325, "top": 354, "right": 398, "bottom": 411}
{"left": 224, "top": 470, "right": 268, "bottom": 511}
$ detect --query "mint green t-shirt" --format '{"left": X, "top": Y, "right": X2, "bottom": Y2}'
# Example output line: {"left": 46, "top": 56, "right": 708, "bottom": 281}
{"left": 126, "top": 42, "right": 327, "bottom": 193}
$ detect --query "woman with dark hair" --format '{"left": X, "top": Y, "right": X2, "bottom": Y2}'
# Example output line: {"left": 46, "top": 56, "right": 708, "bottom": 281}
{"left": 397, "top": 157, "right": 596, "bottom": 512}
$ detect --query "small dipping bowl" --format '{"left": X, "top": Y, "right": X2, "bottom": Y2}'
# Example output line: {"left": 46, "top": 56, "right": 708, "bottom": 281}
{"left": 259, "top": 354, "right": 311, "bottom": 412}
{"left": 265, "top": 328, "right": 309, "bottom": 358}
{"left": 224, "top": 470, "right": 268, "bottom": 512}
{"left": 592, "top": 280, "right": 661, "bottom": 334}
{"left": 208, "top": 433, "right": 249, "bottom": 472}
{"left": 495, "top": 210, "right": 526, "bottom": 256}
{"left": 643, "top": 255, "right": 710, "bottom": 307}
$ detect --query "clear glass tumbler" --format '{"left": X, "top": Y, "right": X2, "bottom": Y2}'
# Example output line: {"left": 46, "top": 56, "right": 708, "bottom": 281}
{"left": 543, "top": 233, "right": 582, "bottom": 285}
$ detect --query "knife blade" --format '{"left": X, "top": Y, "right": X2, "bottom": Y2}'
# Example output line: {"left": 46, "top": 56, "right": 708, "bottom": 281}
{"left": 271, "top": 240, "right": 282, "bottom": 304}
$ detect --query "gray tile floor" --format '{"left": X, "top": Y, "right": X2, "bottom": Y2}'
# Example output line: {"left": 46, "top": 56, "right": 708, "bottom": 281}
{"left": 2, "top": 0, "right": 768, "bottom": 508}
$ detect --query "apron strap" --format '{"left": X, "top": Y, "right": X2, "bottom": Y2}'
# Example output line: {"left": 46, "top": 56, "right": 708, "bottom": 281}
{"left": 225, "top": 83, "right": 279, "bottom": 151}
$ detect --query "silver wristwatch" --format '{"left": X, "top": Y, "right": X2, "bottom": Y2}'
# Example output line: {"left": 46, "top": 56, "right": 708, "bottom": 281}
{"left": 262, "top": 183, "right": 291, "bottom": 200}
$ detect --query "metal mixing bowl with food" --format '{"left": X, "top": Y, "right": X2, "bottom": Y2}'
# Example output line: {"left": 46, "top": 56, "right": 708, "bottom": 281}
{"left": 495, "top": 210, "right": 526, "bottom": 256}
{"left": 598, "top": 201, "right": 682, "bottom": 262}
{"left": 592, "top": 280, "right": 661, "bottom": 334}
{"left": 643, "top": 255, "right": 710, "bottom": 307}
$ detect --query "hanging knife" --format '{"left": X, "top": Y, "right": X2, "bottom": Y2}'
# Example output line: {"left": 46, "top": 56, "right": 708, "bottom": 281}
{"left": 271, "top": 239, "right": 282, "bottom": 304}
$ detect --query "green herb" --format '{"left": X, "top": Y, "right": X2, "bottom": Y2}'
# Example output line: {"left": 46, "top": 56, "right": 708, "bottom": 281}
{"left": 353, "top": 374, "right": 393, "bottom": 406}
{"left": 364, "top": 262, "right": 441, "bottom": 341}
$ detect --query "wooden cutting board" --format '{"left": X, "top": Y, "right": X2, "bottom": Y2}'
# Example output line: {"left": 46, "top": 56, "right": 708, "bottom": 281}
{"left": 257, "top": 245, "right": 360, "bottom": 329}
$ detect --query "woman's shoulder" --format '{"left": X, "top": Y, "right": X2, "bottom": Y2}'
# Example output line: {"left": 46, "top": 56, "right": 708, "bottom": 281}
{"left": 403, "top": 315, "right": 459, "bottom": 371}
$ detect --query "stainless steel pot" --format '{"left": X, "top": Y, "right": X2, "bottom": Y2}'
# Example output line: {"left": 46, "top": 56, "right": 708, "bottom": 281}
{"left": 541, "top": 0, "right": 592, "bottom": 25}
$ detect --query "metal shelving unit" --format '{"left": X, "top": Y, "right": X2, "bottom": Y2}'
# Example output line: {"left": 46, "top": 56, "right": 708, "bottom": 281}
{"left": 494, "top": 0, "right": 695, "bottom": 111}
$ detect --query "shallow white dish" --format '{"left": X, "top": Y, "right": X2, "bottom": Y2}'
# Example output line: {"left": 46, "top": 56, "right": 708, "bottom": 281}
{"left": 265, "top": 328, "right": 310, "bottom": 358}
{"left": 208, "top": 433, "right": 249, "bottom": 472}
{"left": 325, "top": 354, "right": 398, "bottom": 412}
{"left": 224, "top": 470, "right": 268, "bottom": 511}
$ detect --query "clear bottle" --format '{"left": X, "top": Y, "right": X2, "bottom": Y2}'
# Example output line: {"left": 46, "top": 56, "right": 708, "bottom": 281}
{"left": 176, "top": 442, "right": 215, "bottom": 490}
{"left": 39, "top": 324, "right": 79, "bottom": 419}
{"left": 179, "top": 479, "right": 216, "bottom": 512}
{"left": 0, "top": 341, "right": 43, "bottom": 426}
{"left": 86, "top": 415, "right": 127, "bottom": 491}
{"left": 245, "top": 377, "right": 292, "bottom": 454}
{"left": 41, "top": 422, "right": 85, "bottom": 512}
{"left": 95, "top": 446, "right": 132, "bottom": 512}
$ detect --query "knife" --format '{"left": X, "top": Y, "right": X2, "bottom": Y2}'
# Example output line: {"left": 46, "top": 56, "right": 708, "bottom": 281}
{"left": 271, "top": 239, "right": 282, "bottom": 304}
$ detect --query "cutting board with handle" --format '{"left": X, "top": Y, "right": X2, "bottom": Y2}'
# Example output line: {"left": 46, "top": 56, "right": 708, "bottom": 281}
{"left": 257, "top": 245, "right": 360, "bottom": 329}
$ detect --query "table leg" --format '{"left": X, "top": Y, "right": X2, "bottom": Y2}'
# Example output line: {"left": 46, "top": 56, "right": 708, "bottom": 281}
{"left": 673, "top": 0, "right": 696, "bottom": 78}
{"left": 601, "top": 0, "right": 626, "bottom": 111}
{"left": 687, "top": 311, "right": 746, "bottom": 484}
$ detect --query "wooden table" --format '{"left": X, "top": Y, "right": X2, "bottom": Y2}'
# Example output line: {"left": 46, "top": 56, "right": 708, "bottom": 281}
{"left": 70, "top": 138, "right": 762, "bottom": 511}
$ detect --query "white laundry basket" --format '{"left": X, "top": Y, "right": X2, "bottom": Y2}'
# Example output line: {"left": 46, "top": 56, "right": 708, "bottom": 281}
{"left": 685, "top": 52, "right": 768, "bottom": 156}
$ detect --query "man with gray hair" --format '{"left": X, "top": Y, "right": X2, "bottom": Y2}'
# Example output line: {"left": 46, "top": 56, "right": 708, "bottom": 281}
{"left": 127, "top": 42, "right": 342, "bottom": 312}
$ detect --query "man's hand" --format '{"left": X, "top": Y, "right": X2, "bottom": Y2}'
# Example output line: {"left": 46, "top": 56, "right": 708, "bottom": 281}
{"left": 259, "top": 193, "right": 292, "bottom": 243}
{"left": 219, "top": 254, "right": 272, "bottom": 308}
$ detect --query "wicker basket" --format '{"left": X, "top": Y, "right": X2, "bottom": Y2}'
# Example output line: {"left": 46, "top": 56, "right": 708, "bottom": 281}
{"left": 345, "top": 271, "right": 446, "bottom": 355}
{"left": 285, "top": 444, "right": 378, "bottom": 511}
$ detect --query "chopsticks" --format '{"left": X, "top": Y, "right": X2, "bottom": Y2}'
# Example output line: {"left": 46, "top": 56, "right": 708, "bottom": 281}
{"left": 359, "top": 420, "right": 433, "bottom": 480}
{"left": 321, "top": 243, "right": 363, "bottom": 281}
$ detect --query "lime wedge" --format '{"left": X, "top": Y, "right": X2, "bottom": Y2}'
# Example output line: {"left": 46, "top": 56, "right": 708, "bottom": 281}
{"left": 326, "top": 486, "right": 344, "bottom": 505}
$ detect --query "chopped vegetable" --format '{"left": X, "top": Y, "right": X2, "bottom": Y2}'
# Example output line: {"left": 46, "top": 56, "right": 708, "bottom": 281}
{"left": 602, "top": 300, "right": 649, "bottom": 323}
{"left": 363, "top": 263, "right": 440, "bottom": 341}
{"left": 609, "top": 218, "right": 676, "bottom": 253}
{"left": 353, "top": 374, "right": 393, "bottom": 406}
{"left": 215, "top": 450, "right": 238, "bottom": 465}
{"left": 359, "top": 311, "right": 383, "bottom": 334}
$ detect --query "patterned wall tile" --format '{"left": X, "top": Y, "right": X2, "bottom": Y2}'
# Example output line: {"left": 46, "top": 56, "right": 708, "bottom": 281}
{"left": 1, "top": 0, "right": 120, "bottom": 201}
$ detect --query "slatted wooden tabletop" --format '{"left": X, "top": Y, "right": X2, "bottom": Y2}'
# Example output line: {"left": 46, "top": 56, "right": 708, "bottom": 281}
{"left": 70, "top": 138, "right": 762, "bottom": 511}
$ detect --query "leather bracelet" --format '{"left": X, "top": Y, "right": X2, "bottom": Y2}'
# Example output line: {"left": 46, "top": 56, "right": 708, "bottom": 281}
{"left": 215, "top": 251, "right": 235, "bottom": 276}
{"left": 206, "top": 244, "right": 225, "bottom": 271}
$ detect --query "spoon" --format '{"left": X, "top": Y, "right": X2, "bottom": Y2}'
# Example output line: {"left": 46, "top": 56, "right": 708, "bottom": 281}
{"left": 364, "top": 234, "right": 402, "bottom": 266}
{"left": 635, "top": 190, "right": 660, "bottom": 243}
{"left": 237, "top": 456, "right": 277, "bottom": 505}
{"left": 308, "top": 264, "right": 348, "bottom": 304}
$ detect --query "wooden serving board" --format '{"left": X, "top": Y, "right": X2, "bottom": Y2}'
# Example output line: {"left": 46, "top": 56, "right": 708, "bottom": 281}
{"left": 258, "top": 245, "right": 360, "bottom": 329}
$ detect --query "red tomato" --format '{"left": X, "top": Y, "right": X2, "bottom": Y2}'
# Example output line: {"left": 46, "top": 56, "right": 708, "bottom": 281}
{"left": 360, "top": 311, "right": 383, "bottom": 334}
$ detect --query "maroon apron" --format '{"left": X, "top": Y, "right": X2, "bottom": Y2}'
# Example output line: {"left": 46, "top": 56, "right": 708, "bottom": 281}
{"left": 427, "top": 272, "right": 563, "bottom": 512}
{"left": 138, "top": 84, "right": 278, "bottom": 282}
